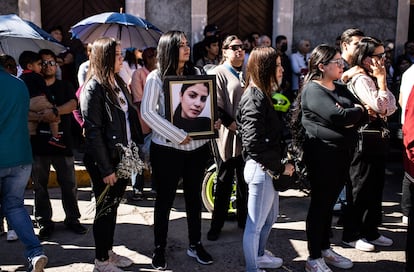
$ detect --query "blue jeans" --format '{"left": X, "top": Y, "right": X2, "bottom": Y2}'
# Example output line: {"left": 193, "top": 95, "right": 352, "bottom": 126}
{"left": 243, "top": 159, "right": 279, "bottom": 272}
{"left": 0, "top": 164, "right": 44, "bottom": 260}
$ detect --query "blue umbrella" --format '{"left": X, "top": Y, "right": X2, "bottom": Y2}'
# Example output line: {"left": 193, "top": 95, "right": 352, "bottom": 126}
{"left": 0, "top": 14, "right": 66, "bottom": 61}
{"left": 70, "top": 12, "right": 163, "bottom": 49}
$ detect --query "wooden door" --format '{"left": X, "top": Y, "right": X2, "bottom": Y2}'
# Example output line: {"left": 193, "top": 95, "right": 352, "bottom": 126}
{"left": 208, "top": 0, "right": 273, "bottom": 40}
{"left": 40, "top": 0, "right": 125, "bottom": 45}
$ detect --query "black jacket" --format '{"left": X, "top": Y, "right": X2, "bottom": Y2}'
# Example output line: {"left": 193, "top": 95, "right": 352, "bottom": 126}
{"left": 80, "top": 78, "right": 143, "bottom": 178}
{"left": 237, "top": 86, "right": 283, "bottom": 174}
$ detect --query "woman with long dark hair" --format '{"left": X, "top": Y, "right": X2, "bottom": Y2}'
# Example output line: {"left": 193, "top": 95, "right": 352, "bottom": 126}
{"left": 342, "top": 37, "right": 397, "bottom": 252}
{"left": 300, "top": 44, "right": 364, "bottom": 272}
{"left": 80, "top": 37, "right": 143, "bottom": 272}
{"left": 141, "top": 30, "right": 214, "bottom": 270}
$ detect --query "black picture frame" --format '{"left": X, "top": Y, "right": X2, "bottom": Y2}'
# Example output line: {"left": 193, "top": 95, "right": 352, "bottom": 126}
{"left": 164, "top": 75, "right": 218, "bottom": 139}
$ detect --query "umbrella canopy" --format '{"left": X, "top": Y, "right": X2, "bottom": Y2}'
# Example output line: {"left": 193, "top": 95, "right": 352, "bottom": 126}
{"left": 0, "top": 14, "right": 66, "bottom": 61}
{"left": 70, "top": 12, "right": 162, "bottom": 50}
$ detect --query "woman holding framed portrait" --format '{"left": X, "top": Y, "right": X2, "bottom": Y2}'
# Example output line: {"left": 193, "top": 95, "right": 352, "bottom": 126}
{"left": 141, "top": 30, "right": 214, "bottom": 270}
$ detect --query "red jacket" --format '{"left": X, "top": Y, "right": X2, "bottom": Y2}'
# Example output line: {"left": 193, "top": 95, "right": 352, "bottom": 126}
{"left": 403, "top": 85, "right": 414, "bottom": 179}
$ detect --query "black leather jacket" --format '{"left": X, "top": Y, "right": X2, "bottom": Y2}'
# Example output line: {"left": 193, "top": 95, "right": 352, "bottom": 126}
{"left": 80, "top": 78, "right": 143, "bottom": 178}
{"left": 236, "top": 86, "right": 283, "bottom": 173}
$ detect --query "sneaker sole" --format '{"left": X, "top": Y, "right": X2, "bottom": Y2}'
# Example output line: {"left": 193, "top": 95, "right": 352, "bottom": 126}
{"left": 186, "top": 249, "right": 213, "bottom": 265}
{"left": 258, "top": 262, "right": 283, "bottom": 269}
{"left": 324, "top": 258, "right": 353, "bottom": 269}
{"left": 151, "top": 262, "right": 167, "bottom": 270}
{"left": 32, "top": 256, "right": 48, "bottom": 272}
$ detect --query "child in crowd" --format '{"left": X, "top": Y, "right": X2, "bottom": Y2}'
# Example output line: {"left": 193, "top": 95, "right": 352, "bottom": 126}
{"left": 18, "top": 51, "right": 65, "bottom": 148}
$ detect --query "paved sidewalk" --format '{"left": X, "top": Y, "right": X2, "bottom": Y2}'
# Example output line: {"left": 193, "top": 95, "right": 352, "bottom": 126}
{"left": 0, "top": 161, "right": 407, "bottom": 272}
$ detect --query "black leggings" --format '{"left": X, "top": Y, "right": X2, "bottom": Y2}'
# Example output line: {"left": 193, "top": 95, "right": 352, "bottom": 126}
{"left": 210, "top": 155, "right": 247, "bottom": 230}
{"left": 84, "top": 154, "right": 128, "bottom": 261}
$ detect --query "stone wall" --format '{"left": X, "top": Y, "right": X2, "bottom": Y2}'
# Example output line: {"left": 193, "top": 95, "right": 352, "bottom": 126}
{"left": 292, "top": 0, "right": 398, "bottom": 51}
{"left": 145, "top": 0, "right": 192, "bottom": 41}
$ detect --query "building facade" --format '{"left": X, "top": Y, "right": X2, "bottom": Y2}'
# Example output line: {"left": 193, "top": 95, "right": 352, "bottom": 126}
{"left": 1, "top": 0, "right": 412, "bottom": 56}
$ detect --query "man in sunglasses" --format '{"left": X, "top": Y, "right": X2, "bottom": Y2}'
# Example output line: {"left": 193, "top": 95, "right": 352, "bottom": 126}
{"left": 28, "top": 49, "right": 86, "bottom": 240}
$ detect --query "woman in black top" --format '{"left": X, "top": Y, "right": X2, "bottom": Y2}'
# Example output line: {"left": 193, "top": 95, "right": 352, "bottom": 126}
{"left": 300, "top": 44, "right": 364, "bottom": 272}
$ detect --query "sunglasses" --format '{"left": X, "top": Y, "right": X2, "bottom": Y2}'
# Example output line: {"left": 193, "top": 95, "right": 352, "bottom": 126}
{"left": 227, "top": 44, "right": 245, "bottom": 51}
{"left": 371, "top": 52, "right": 386, "bottom": 59}
{"left": 42, "top": 60, "right": 57, "bottom": 66}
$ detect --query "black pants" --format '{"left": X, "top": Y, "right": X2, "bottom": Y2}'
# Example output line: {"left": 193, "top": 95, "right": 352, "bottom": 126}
{"left": 150, "top": 142, "right": 209, "bottom": 248}
{"left": 210, "top": 155, "right": 247, "bottom": 232}
{"left": 304, "top": 139, "right": 351, "bottom": 259}
{"left": 343, "top": 141, "right": 387, "bottom": 242}
{"left": 31, "top": 155, "right": 81, "bottom": 226}
{"left": 84, "top": 154, "right": 128, "bottom": 261}
{"left": 406, "top": 181, "right": 414, "bottom": 271}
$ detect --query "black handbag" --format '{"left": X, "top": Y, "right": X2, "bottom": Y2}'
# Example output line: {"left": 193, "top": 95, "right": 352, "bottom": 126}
{"left": 357, "top": 117, "right": 390, "bottom": 153}
{"left": 347, "top": 79, "right": 390, "bottom": 153}
{"left": 264, "top": 167, "right": 297, "bottom": 192}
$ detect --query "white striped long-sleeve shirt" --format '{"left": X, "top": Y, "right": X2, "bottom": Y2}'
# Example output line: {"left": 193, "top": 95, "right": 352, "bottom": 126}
{"left": 350, "top": 73, "right": 397, "bottom": 117}
{"left": 141, "top": 70, "right": 209, "bottom": 151}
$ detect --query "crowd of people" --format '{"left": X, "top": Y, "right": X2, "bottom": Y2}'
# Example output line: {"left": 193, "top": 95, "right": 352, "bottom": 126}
{"left": 0, "top": 22, "right": 413, "bottom": 272}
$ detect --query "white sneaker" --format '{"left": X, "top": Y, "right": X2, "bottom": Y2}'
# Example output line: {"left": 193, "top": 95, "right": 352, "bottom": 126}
{"left": 93, "top": 259, "right": 124, "bottom": 272}
{"left": 368, "top": 235, "right": 393, "bottom": 247}
{"left": 305, "top": 257, "right": 332, "bottom": 272}
{"left": 322, "top": 248, "right": 353, "bottom": 269}
{"left": 108, "top": 250, "right": 133, "bottom": 267}
{"left": 7, "top": 230, "right": 18, "bottom": 241}
{"left": 257, "top": 251, "right": 283, "bottom": 268}
{"left": 342, "top": 238, "right": 375, "bottom": 252}
{"left": 30, "top": 254, "right": 48, "bottom": 272}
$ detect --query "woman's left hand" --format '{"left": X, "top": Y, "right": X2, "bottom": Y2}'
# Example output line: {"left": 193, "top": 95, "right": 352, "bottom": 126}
{"left": 103, "top": 172, "right": 118, "bottom": 186}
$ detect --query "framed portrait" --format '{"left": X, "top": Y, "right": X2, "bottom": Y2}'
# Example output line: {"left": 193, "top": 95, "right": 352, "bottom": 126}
{"left": 164, "top": 75, "right": 218, "bottom": 139}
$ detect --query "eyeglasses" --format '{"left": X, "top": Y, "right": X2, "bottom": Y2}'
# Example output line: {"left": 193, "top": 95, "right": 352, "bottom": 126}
{"left": 227, "top": 44, "right": 245, "bottom": 51}
{"left": 42, "top": 60, "right": 57, "bottom": 66}
{"left": 371, "top": 52, "right": 386, "bottom": 59}
{"left": 328, "top": 58, "right": 345, "bottom": 67}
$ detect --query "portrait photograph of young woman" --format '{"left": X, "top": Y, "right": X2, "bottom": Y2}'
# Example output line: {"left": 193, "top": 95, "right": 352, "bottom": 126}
{"left": 165, "top": 75, "right": 218, "bottom": 139}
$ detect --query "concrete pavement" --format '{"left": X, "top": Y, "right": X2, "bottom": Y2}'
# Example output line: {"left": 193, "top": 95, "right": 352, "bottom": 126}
{"left": 0, "top": 160, "right": 407, "bottom": 272}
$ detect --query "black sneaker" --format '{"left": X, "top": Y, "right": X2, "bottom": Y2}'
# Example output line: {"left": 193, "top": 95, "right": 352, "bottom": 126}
{"left": 152, "top": 246, "right": 167, "bottom": 270}
{"left": 187, "top": 242, "right": 213, "bottom": 265}
{"left": 38, "top": 224, "right": 54, "bottom": 240}
{"left": 65, "top": 221, "right": 87, "bottom": 234}
{"left": 131, "top": 189, "right": 144, "bottom": 201}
